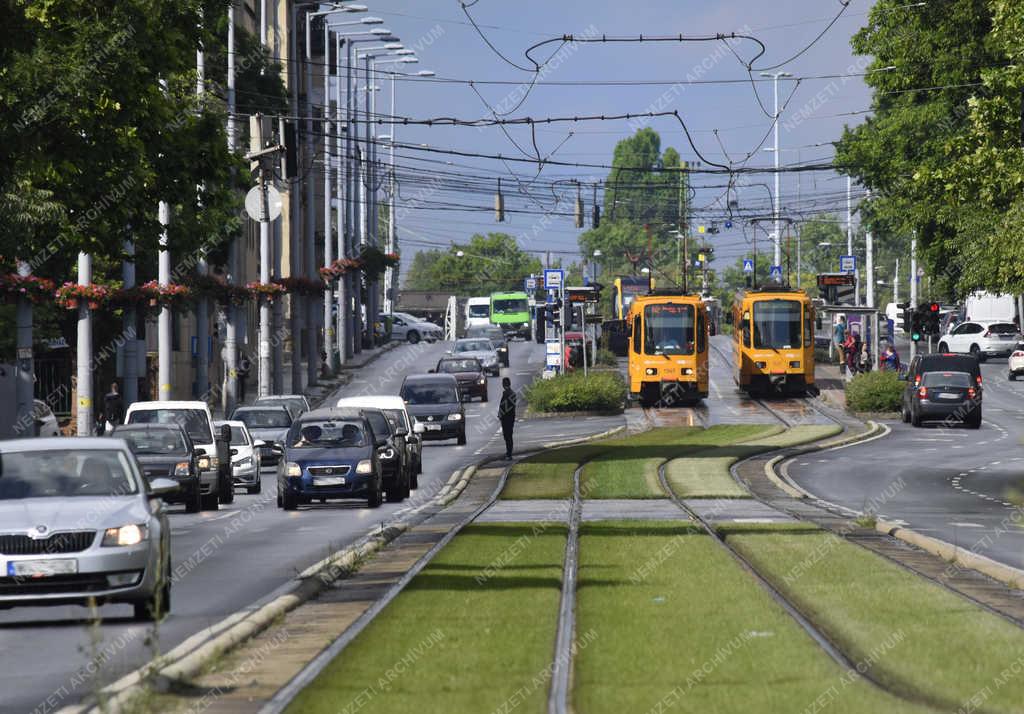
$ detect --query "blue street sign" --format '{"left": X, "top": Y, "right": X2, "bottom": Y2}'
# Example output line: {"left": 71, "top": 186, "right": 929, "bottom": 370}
{"left": 742, "top": 258, "right": 754, "bottom": 273}
{"left": 724, "top": 219, "right": 733, "bottom": 229}
{"left": 839, "top": 255, "right": 856, "bottom": 273}
{"left": 525, "top": 277, "right": 537, "bottom": 291}
{"left": 769, "top": 265, "right": 783, "bottom": 281}
{"left": 543, "top": 268, "right": 564, "bottom": 291}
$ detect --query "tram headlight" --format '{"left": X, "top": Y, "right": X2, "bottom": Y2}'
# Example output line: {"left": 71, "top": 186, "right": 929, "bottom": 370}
{"left": 681, "top": 368, "right": 693, "bottom": 375}
{"left": 755, "top": 361, "right": 767, "bottom": 369}
{"left": 645, "top": 367, "right": 658, "bottom": 376}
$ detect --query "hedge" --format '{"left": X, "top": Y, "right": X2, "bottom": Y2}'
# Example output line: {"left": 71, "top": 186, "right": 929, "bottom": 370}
{"left": 845, "top": 370, "right": 903, "bottom": 413}
{"left": 525, "top": 370, "right": 627, "bottom": 414}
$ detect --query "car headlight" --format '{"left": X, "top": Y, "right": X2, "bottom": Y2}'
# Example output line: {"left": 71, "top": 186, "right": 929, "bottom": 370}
{"left": 102, "top": 524, "right": 148, "bottom": 547}
{"left": 379, "top": 447, "right": 396, "bottom": 460}
{"left": 356, "top": 459, "right": 374, "bottom": 474}
{"left": 285, "top": 462, "right": 302, "bottom": 477}
{"left": 477, "top": 377, "right": 486, "bottom": 385}
{"left": 236, "top": 456, "right": 253, "bottom": 468}
{"left": 448, "top": 413, "right": 463, "bottom": 421}
{"left": 174, "top": 461, "right": 191, "bottom": 476}
{"left": 197, "top": 455, "right": 211, "bottom": 471}
{"left": 498, "top": 346, "right": 508, "bottom": 353}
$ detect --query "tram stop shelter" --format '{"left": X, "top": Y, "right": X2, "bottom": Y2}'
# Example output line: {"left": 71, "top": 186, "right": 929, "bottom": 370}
{"left": 817, "top": 304, "right": 883, "bottom": 373}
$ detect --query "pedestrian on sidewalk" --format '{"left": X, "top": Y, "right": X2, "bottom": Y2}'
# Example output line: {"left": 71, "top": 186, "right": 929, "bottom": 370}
{"left": 498, "top": 377, "right": 517, "bottom": 460}
{"left": 833, "top": 315, "right": 847, "bottom": 365}
{"left": 103, "top": 382, "right": 124, "bottom": 426}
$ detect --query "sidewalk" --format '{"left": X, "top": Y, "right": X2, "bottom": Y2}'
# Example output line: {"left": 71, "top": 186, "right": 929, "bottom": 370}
{"left": 815, "top": 359, "right": 847, "bottom": 410}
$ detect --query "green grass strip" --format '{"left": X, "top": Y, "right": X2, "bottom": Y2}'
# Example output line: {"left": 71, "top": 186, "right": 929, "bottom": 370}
{"left": 663, "top": 424, "right": 841, "bottom": 498}
{"left": 728, "top": 532, "right": 1024, "bottom": 712}
{"left": 574, "top": 522, "right": 930, "bottom": 714}
{"left": 286, "top": 523, "right": 566, "bottom": 714}
{"left": 503, "top": 443, "right": 608, "bottom": 499}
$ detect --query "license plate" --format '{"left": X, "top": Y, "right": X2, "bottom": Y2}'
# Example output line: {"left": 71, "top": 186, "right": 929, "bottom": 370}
{"left": 939, "top": 392, "right": 961, "bottom": 399}
{"left": 7, "top": 559, "right": 78, "bottom": 578}
{"left": 313, "top": 477, "right": 345, "bottom": 486}
{"left": 425, "top": 424, "right": 442, "bottom": 431}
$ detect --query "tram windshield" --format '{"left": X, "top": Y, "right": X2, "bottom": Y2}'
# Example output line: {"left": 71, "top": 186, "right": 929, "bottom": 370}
{"left": 644, "top": 304, "right": 695, "bottom": 355}
{"left": 752, "top": 299, "right": 802, "bottom": 349}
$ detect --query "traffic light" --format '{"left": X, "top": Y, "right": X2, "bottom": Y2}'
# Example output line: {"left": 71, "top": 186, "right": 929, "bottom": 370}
{"left": 551, "top": 298, "right": 563, "bottom": 329}
{"left": 924, "top": 302, "right": 941, "bottom": 335}
{"left": 897, "top": 302, "right": 911, "bottom": 333}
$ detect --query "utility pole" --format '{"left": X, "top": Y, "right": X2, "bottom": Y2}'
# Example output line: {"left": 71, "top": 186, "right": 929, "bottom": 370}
{"left": 76, "top": 252, "right": 93, "bottom": 436}
{"left": 302, "top": 11, "right": 318, "bottom": 387}
{"left": 249, "top": 114, "right": 280, "bottom": 398}
{"left": 122, "top": 240, "right": 138, "bottom": 406}
{"left": 322, "top": 19, "right": 336, "bottom": 374}
{"left": 289, "top": 8, "right": 305, "bottom": 391}
{"left": 761, "top": 71, "right": 791, "bottom": 266}
{"left": 15, "top": 261, "right": 33, "bottom": 436}
{"left": 347, "top": 39, "right": 361, "bottom": 355}
{"left": 195, "top": 41, "right": 210, "bottom": 399}
{"left": 866, "top": 222, "right": 874, "bottom": 308}
{"left": 385, "top": 68, "right": 398, "bottom": 315}
{"left": 223, "top": 1, "right": 240, "bottom": 415}
{"left": 363, "top": 53, "right": 374, "bottom": 348}
{"left": 910, "top": 232, "right": 917, "bottom": 363}
{"left": 894, "top": 257, "right": 900, "bottom": 306}
{"left": 336, "top": 34, "right": 348, "bottom": 364}
{"left": 158, "top": 201, "right": 172, "bottom": 401}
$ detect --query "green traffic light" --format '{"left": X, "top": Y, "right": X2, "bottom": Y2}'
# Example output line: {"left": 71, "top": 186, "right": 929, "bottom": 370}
{"left": 911, "top": 331, "right": 922, "bottom": 342}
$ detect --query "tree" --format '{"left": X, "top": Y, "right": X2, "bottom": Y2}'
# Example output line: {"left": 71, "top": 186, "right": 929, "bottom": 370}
{"left": 402, "top": 234, "right": 542, "bottom": 295}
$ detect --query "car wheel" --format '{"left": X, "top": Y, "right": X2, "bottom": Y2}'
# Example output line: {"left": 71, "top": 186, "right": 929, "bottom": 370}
{"left": 219, "top": 477, "right": 235, "bottom": 505}
{"left": 482, "top": 391, "right": 489, "bottom": 403}
{"left": 407, "top": 330, "right": 420, "bottom": 344}
{"left": 282, "top": 489, "right": 298, "bottom": 511}
{"left": 201, "top": 492, "right": 219, "bottom": 511}
{"left": 901, "top": 401, "right": 911, "bottom": 424}
{"left": 247, "top": 481, "right": 261, "bottom": 495}
{"left": 185, "top": 485, "right": 202, "bottom": 514}
{"left": 938, "top": 342, "right": 948, "bottom": 352}
{"left": 386, "top": 482, "right": 404, "bottom": 503}
{"left": 457, "top": 429, "right": 467, "bottom": 446}
{"left": 276, "top": 488, "right": 283, "bottom": 508}
{"left": 967, "top": 411, "right": 982, "bottom": 429}
{"left": 133, "top": 557, "right": 170, "bottom": 622}
{"left": 970, "top": 344, "right": 987, "bottom": 362}
{"left": 368, "top": 478, "right": 383, "bottom": 508}
{"left": 411, "top": 469, "right": 419, "bottom": 490}
{"left": 1010, "top": 371, "right": 1017, "bottom": 381}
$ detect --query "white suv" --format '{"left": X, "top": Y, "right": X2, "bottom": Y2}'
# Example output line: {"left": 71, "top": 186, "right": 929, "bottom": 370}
{"left": 125, "top": 400, "right": 231, "bottom": 509}
{"left": 385, "top": 312, "right": 443, "bottom": 344}
{"left": 938, "top": 321, "right": 1021, "bottom": 361}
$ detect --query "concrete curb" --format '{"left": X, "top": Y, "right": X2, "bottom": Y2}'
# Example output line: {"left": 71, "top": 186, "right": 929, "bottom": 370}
{"left": 762, "top": 422, "right": 887, "bottom": 499}
{"left": 876, "top": 519, "right": 1024, "bottom": 590}
{"left": 542, "top": 424, "right": 626, "bottom": 450}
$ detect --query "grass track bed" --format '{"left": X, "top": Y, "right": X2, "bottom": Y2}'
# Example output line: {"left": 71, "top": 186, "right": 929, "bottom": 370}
{"left": 574, "top": 521, "right": 930, "bottom": 714}
{"left": 728, "top": 532, "right": 1024, "bottom": 712}
{"left": 285, "top": 523, "right": 566, "bottom": 714}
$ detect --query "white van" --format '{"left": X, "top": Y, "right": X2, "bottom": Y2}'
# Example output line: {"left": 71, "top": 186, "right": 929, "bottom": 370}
{"left": 125, "top": 400, "right": 230, "bottom": 510}
{"left": 964, "top": 292, "right": 1016, "bottom": 324}
{"left": 464, "top": 297, "right": 491, "bottom": 331}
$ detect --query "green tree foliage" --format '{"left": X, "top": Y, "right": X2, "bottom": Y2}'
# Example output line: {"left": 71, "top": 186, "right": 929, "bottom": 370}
{"left": 402, "top": 233, "right": 542, "bottom": 295}
{"left": 834, "top": 0, "right": 998, "bottom": 294}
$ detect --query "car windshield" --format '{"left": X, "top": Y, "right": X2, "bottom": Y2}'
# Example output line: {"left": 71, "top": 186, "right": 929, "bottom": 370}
{"left": 492, "top": 298, "right": 528, "bottom": 314}
{"left": 128, "top": 408, "right": 212, "bottom": 444}
{"left": 237, "top": 409, "right": 291, "bottom": 428}
{"left": 256, "top": 397, "right": 305, "bottom": 414}
{"left": 119, "top": 429, "right": 188, "bottom": 455}
{"left": 0, "top": 449, "right": 138, "bottom": 500}
{"left": 288, "top": 420, "right": 366, "bottom": 448}
{"left": 988, "top": 323, "right": 1018, "bottom": 334}
{"left": 385, "top": 409, "right": 409, "bottom": 432}
{"left": 468, "top": 304, "right": 490, "bottom": 318}
{"left": 438, "top": 359, "right": 481, "bottom": 373}
{"left": 753, "top": 300, "right": 802, "bottom": 350}
{"left": 922, "top": 371, "right": 971, "bottom": 388}
{"left": 227, "top": 426, "right": 250, "bottom": 445}
{"left": 644, "top": 304, "right": 695, "bottom": 355}
{"left": 456, "top": 340, "right": 492, "bottom": 353}
{"left": 402, "top": 382, "right": 459, "bottom": 404}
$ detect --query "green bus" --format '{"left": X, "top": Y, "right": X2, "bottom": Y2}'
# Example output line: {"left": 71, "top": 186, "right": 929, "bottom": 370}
{"left": 490, "top": 291, "right": 531, "bottom": 339}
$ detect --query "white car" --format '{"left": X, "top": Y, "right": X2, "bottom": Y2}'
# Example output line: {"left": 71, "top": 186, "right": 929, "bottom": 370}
{"left": 335, "top": 395, "right": 424, "bottom": 488}
{"left": 938, "top": 321, "right": 1021, "bottom": 361}
{"left": 216, "top": 420, "right": 263, "bottom": 494}
{"left": 125, "top": 400, "right": 231, "bottom": 510}
{"left": 1008, "top": 343, "right": 1024, "bottom": 380}
{"left": 384, "top": 312, "right": 443, "bottom": 344}
{"left": 33, "top": 399, "right": 61, "bottom": 437}
{"left": 448, "top": 337, "right": 500, "bottom": 376}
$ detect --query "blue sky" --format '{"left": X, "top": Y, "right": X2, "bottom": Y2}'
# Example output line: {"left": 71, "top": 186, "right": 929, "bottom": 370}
{"left": 359, "top": 1, "right": 880, "bottom": 271}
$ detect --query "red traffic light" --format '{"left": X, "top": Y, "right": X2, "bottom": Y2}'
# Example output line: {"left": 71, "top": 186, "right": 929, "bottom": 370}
{"left": 929, "top": 302, "right": 940, "bottom": 312}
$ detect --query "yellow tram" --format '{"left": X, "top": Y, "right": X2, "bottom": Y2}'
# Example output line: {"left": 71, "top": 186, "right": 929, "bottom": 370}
{"left": 626, "top": 291, "right": 709, "bottom": 407}
{"left": 732, "top": 288, "right": 815, "bottom": 396}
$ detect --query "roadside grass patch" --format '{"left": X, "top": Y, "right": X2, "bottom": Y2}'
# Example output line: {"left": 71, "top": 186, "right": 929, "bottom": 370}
{"left": 525, "top": 370, "right": 626, "bottom": 414}
{"left": 728, "top": 532, "right": 1024, "bottom": 711}
{"left": 285, "top": 524, "right": 566, "bottom": 714}
{"left": 503, "top": 443, "right": 608, "bottom": 499}
{"left": 574, "top": 522, "right": 928, "bottom": 714}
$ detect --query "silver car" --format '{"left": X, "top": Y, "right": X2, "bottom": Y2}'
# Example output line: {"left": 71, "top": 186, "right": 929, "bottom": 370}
{"left": 449, "top": 338, "right": 500, "bottom": 376}
{"left": 0, "top": 438, "right": 176, "bottom": 622}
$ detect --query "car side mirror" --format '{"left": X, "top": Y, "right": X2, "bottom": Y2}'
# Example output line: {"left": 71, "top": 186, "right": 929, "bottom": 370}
{"left": 428, "top": 368, "right": 435, "bottom": 373}
{"left": 272, "top": 444, "right": 284, "bottom": 455}
{"left": 376, "top": 439, "right": 388, "bottom": 448}
{"left": 194, "top": 446, "right": 208, "bottom": 456}
{"left": 230, "top": 448, "right": 238, "bottom": 456}
{"left": 413, "top": 422, "right": 425, "bottom": 435}
{"left": 253, "top": 439, "right": 266, "bottom": 448}
{"left": 220, "top": 424, "right": 231, "bottom": 442}
{"left": 149, "top": 477, "right": 180, "bottom": 498}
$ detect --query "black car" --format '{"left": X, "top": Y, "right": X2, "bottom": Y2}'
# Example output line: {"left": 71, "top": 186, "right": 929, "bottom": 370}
{"left": 901, "top": 353, "right": 982, "bottom": 427}
{"left": 433, "top": 357, "right": 488, "bottom": 402}
{"left": 277, "top": 408, "right": 385, "bottom": 510}
{"left": 908, "top": 370, "right": 981, "bottom": 428}
{"left": 400, "top": 374, "right": 466, "bottom": 445}
{"left": 112, "top": 423, "right": 202, "bottom": 512}
{"left": 357, "top": 407, "right": 411, "bottom": 503}
{"left": 466, "top": 325, "right": 510, "bottom": 367}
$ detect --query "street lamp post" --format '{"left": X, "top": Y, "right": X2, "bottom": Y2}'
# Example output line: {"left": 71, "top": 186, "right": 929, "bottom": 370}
{"left": 760, "top": 71, "right": 792, "bottom": 267}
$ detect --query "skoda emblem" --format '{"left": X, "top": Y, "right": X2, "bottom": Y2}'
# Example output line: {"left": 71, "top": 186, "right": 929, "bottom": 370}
{"left": 324, "top": 467, "right": 334, "bottom": 475}
{"left": 426, "top": 416, "right": 434, "bottom": 422}
{"left": 30, "top": 525, "right": 48, "bottom": 539}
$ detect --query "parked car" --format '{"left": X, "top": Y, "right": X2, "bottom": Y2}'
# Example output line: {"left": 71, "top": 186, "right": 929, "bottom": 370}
{"left": 448, "top": 337, "right": 500, "bottom": 376}
{"left": 112, "top": 423, "right": 202, "bottom": 513}
{"left": 253, "top": 394, "right": 311, "bottom": 418}
{"left": 465, "top": 325, "right": 509, "bottom": 367}
{"left": 356, "top": 407, "right": 410, "bottom": 502}
{"left": 231, "top": 405, "right": 292, "bottom": 467}
{"left": 335, "top": 395, "right": 424, "bottom": 489}
{"left": 1008, "top": 343, "right": 1024, "bottom": 380}
{"left": 433, "top": 357, "right": 488, "bottom": 402}
{"left": 399, "top": 374, "right": 466, "bottom": 445}
{"left": 937, "top": 321, "right": 1021, "bottom": 361}
{"left": 908, "top": 370, "right": 981, "bottom": 428}
{"left": 0, "top": 438, "right": 176, "bottom": 621}
{"left": 33, "top": 399, "right": 61, "bottom": 437}
{"left": 277, "top": 408, "right": 385, "bottom": 509}
{"left": 383, "top": 311, "right": 443, "bottom": 344}
{"left": 216, "top": 420, "right": 263, "bottom": 495}
{"left": 900, "top": 353, "right": 982, "bottom": 428}
{"left": 124, "top": 400, "right": 231, "bottom": 509}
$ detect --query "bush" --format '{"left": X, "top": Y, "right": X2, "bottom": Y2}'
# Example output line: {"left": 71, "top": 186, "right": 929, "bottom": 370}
{"left": 525, "top": 370, "right": 626, "bottom": 414}
{"left": 594, "top": 348, "right": 618, "bottom": 367}
{"left": 845, "top": 371, "right": 903, "bottom": 413}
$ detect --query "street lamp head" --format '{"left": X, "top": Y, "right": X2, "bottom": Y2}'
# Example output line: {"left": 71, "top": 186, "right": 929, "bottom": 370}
{"left": 456, "top": 250, "right": 465, "bottom": 258}
{"left": 384, "top": 42, "right": 404, "bottom": 49}
{"left": 593, "top": 249, "right": 602, "bottom": 258}
{"left": 394, "top": 49, "right": 415, "bottom": 55}
{"left": 399, "top": 57, "right": 418, "bottom": 63}
{"left": 370, "top": 27, "right": 391, "bottom": 35}
{"left": 342, "top": 3, "right": 368, "bottom": 10}
{"left": 416, "top": 70, "right": 435, "bottom": 77}
{"left": 360, "top": 16, "right": 383, "bottom": 24}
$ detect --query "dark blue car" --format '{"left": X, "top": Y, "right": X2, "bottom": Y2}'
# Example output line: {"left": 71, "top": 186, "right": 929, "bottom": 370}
{"left": 276, "top": 408, "right": 384, "bottom": 510}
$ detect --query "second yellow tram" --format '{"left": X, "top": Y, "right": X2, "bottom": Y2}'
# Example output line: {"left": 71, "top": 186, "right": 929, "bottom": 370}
{"left": 627, "top": 291, "right": 709, "bottom": 407}
{"left": 732, "top": 288, "right": 815, "bottom": 396}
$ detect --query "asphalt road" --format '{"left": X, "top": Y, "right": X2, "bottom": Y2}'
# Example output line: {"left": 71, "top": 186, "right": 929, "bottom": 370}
{"left": 787, "top": 354, "right": 1024, "bottom": 570}
{"left": 0, "top": 339, "right": 620, "bottom": 714}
